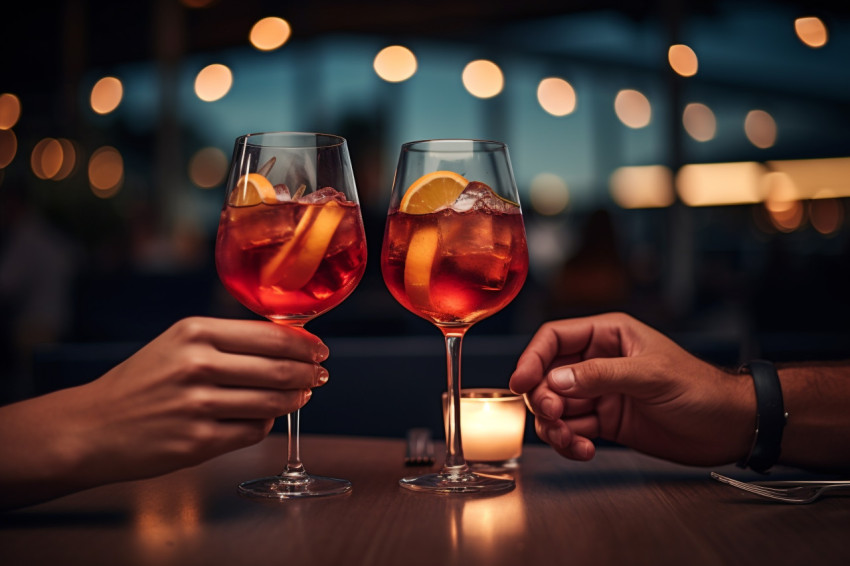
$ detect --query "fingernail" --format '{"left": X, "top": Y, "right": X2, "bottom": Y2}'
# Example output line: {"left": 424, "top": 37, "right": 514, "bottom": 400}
{"left": 303, "top": 389, "right": 313, "bottom": 402}
{"left": 548, "top": 427, "right": 563, "bottom": 446}
{"left": 540, "top": 397, "right": 559, "bottom": 420}
{"left": 316, "top": 366, "right": 329, "bottom": 385}
{"left": 314, "top": 342, "right": 329, "bottom": 363}
{"left": 550, "top": 367, "right": 576, "bottom": 391}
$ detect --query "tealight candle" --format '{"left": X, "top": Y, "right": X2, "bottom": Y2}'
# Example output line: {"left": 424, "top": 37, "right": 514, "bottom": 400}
{"left": 443, "top": 388, "right": 527, "bottom": 468}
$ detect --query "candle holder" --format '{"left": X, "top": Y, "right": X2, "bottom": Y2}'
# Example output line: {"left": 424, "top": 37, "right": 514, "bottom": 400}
{"left": 442, "top": 388, "right": 527, "bottom": 471}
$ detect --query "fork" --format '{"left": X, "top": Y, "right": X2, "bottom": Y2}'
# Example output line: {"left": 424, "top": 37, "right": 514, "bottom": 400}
{"left": 711, "top": 472, "right": 850, "bottom": 504}
{"left": 404, "top": 428, "right": 435, "bottom": 466}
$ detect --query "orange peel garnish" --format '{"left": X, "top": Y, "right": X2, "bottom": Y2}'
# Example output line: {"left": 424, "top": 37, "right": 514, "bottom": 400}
{"left": 228, "top": 173, "right": 278, "bottom": 206}
{"left": 260, "top": 201, "right": 345, "bottom": 290}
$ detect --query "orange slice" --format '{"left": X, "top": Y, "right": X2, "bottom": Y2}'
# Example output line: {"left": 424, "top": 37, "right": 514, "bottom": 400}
{"left": 261, "top": 201, "right": 345, "bottom": 290}
{"left": 228, "top": 172, "right": 277, "bottom": 206}
{"left": 399, "top": 170, "right": 468, "bottom": 214}
{"left": 403, "top": 225, "right": 439, "bottom": 309}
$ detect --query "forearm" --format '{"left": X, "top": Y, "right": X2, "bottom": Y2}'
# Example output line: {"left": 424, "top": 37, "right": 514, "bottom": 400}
{"left": 0, "top": 387, "right": 96, "bottom": 511}
{"left": 777, "top": 362, "right": 850, "bottom": 472}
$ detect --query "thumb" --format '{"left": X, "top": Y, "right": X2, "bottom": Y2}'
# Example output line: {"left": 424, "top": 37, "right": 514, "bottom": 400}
{"left": 547, "top": 357, "right": 660, "bottom": 400}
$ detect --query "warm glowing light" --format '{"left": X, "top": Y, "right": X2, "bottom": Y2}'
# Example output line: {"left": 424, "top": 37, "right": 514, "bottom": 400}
{"left": 189, "top": 147, "right": 228, "bottom": 188}
{"left": 133, "top": 477, "right": 201, "bottom": 562}
{"left": 461, "top": 491, "right": 527, "bottom": 561}
{"left": 373, "top": 45, "right": 418, "bottom": 83}
{"left": 443, "top": 390, "right": 526, "bottom": 463}
{"left": 88, "top": 146, "right": 124, "bottom": 197}
{"left": 90, "top": 76, "right": 123, "bottom": 115}
{"left": 610, "top": 165, "right": 674, "bottom": 209}
{"left": 53, "top": 139, "right": 78, "bottom": 181}
{"left": 249, "top": 17, "right": 291, "bottom": 51}
{"left": 745, "top": 110, "right": 777, "bottom": 149}
{"left": 462, "top": 60, "right": 504, "bottom": 99}
{"left": 764, "top": 178, "right": 805, "bottom": 232}
{"left": 30, "top": 137, "right": 78, "bottom": 180}
{"left": 529, "top": 172, "right": 570, "bottom": 215}
{"left": 0, "top": 129, "right": 16, "bottom": 168}
{"left": 0, "top": 93, "right": 22, "bottom": 130}
{"left": 537, "top": 77, "right": 577, "bottom": 117}
{"left": 31, "top": 138, "right": 53, "bottom": 179}
{"left": 795, "top": 17, "right": 828, "bottom": 48}
{"left": 614, "top": 89, "right": 651, "bottom": 129}
{"left": 676, "top": 162, "right": 768, "bottom": 206}
{"left": 683, "top": 103, "right": 716, "bottom": 142}
{"left": 39, "top": 138, "right": 64, "bottom": 179}
{"left": 809, "top": 197, "right": 843, "bottom": 235}
{"left": 766, "top": 157, "right": 850, "bottom": 199}
{"left": 668, "top": 44, "right": 698, "bottom": 77}
{"left": 194, "top": 64, "right": 233, "bottom": 102}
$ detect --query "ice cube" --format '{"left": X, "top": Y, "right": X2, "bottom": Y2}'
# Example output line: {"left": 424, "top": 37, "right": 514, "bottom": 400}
{"left": 441, "top": 209, "right": 495, "bottom": 256}
{"left": 299, "top": 186, "right": 347, "bottom": 204}
{"left": 451, "top": 181, "right": 518, "bottom": 213}
{"left": 447, "top": 252, "right": 511, "bottom": 291}
{"left": 274, "top": 183, "right": 292, "bottom": 201}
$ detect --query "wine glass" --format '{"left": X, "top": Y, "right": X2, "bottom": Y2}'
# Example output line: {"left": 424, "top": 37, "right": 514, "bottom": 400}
{"left": 215, "top": 132, "right": 367, "bottom": 498}
{"left": 380, "top": 139, "right": 529, "bottom": 493}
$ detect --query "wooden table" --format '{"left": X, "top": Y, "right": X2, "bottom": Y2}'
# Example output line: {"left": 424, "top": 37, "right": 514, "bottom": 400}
{"left": 1, "top": 435, "right": 848, "bottom": 566}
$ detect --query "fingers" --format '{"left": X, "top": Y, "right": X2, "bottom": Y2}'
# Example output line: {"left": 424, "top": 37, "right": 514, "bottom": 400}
{"left": 523, "top": 382, "right": 565, "bottom": 420}
{"left": 546, "top": 356, "right": 663, "bottom": 401}
{"left": 207, "top": 353, "right": 328, "bottom": 391}
{"left": 200, "top": 387, "right": 312, "bottom": 419}
{"left": 168, "top": 317, "right": 328, "bottom": 364}
{"left": 535, "top": 418, "right": 596, "bottom": 461}
{"left": 510, "top": 313, "right": 640, "bottom": 395}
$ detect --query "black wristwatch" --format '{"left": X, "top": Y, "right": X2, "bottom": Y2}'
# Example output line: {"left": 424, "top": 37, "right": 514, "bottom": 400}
{"left": 737, "top": 360, "right": 788, "bottom": 474}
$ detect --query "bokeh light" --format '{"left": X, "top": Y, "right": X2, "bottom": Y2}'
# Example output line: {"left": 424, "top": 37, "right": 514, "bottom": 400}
{"left": 373, "top": 45, "right": 418, "bottom": 83}
{"left": 809, "top": 195, "right": 843, "bottom": 235}
{"left": 614, "top": 89, "right": 651, "bottom": 129}
{"left": 88, "top": 146, "right": 124, "bottom": 197}
{"left": 90, "top": 76, "right": 124, "bottom": 115}
{"left": 0, "top": 93, "right": 22, "bottom": 130}
{"left": 189, "top": 146, "right": 228, "bottom": 188}
{"left": 537, "top": 77, "right": 577, "bottom": 117}
{"left": 462, "top": 60, "right": 504, "bottom": 99}
{"left": 53, "top": 138, "right": 79, "bottom": 181}
{"left": 194, "top": 64, "right": 233, "bottom": 102}
{"left": 529, "top": 172, "right": 570, "bottom": 215}
{"left": 249, "top": 17, "right": 291, "bottom": 51}
{"left": 29, "top": 137, "right": 78, "bottom": 180}
{"left": 795, "top": 17, "right": 828, "bottom": 48}
{"left": 762, "top": 171, "right": 804, "bottom": 231}
{"left": 0, "top": 129, "right": 16, "bottom": 168}
{"left": 682, "top": 102, "right": 716, "bottom": 142}
{"left": 31, "top": 138, "right": 54, "bottom": 179}
{"left": 609, "top": 165, "right": 674, "bottom": 209}
{"left": 668, "top": 44, "right": 698, "bottom": 77}
{"left": 677, "top": 162, "right": 767, "bottom": 206}
{"left": 745, "top": 109, "right": 777, "bottom": 149}
{"left": 767, "top": 157, "right": 850, "bottom": 199}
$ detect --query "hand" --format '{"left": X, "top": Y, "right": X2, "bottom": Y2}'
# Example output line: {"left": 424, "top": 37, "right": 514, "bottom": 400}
{"left": 509, "top": 312, "right": 755, "bottom": 466}
{"left": 0, "top": 317, "right": 329, "bottom": 508}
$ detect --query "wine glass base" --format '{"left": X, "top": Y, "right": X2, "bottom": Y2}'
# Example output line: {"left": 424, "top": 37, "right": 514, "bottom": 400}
{"left": 399, "top": 470, "right": 515, "bottom": 494}
{"left": 237, "top": 475, "right": 352, "bottom": 499}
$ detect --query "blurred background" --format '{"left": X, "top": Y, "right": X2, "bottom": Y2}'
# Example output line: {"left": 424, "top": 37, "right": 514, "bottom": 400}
{"left": 1, "top": 0, "right": 849, "bottom": 437}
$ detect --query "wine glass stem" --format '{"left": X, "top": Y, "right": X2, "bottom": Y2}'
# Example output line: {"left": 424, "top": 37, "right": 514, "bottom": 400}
{"left": 442, "top": 328, "right": 469, "bottom": 473}
{"left": 281, "top": 321, "right": 309, "bottom": 481}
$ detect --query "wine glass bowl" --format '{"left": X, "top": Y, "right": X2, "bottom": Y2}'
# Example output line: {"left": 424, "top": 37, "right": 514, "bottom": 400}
{"left": 215, "top": 132, "right": 367, "bottom": 498}
{"left": 381, "top": 139, "right": 529, "bottom": 493}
